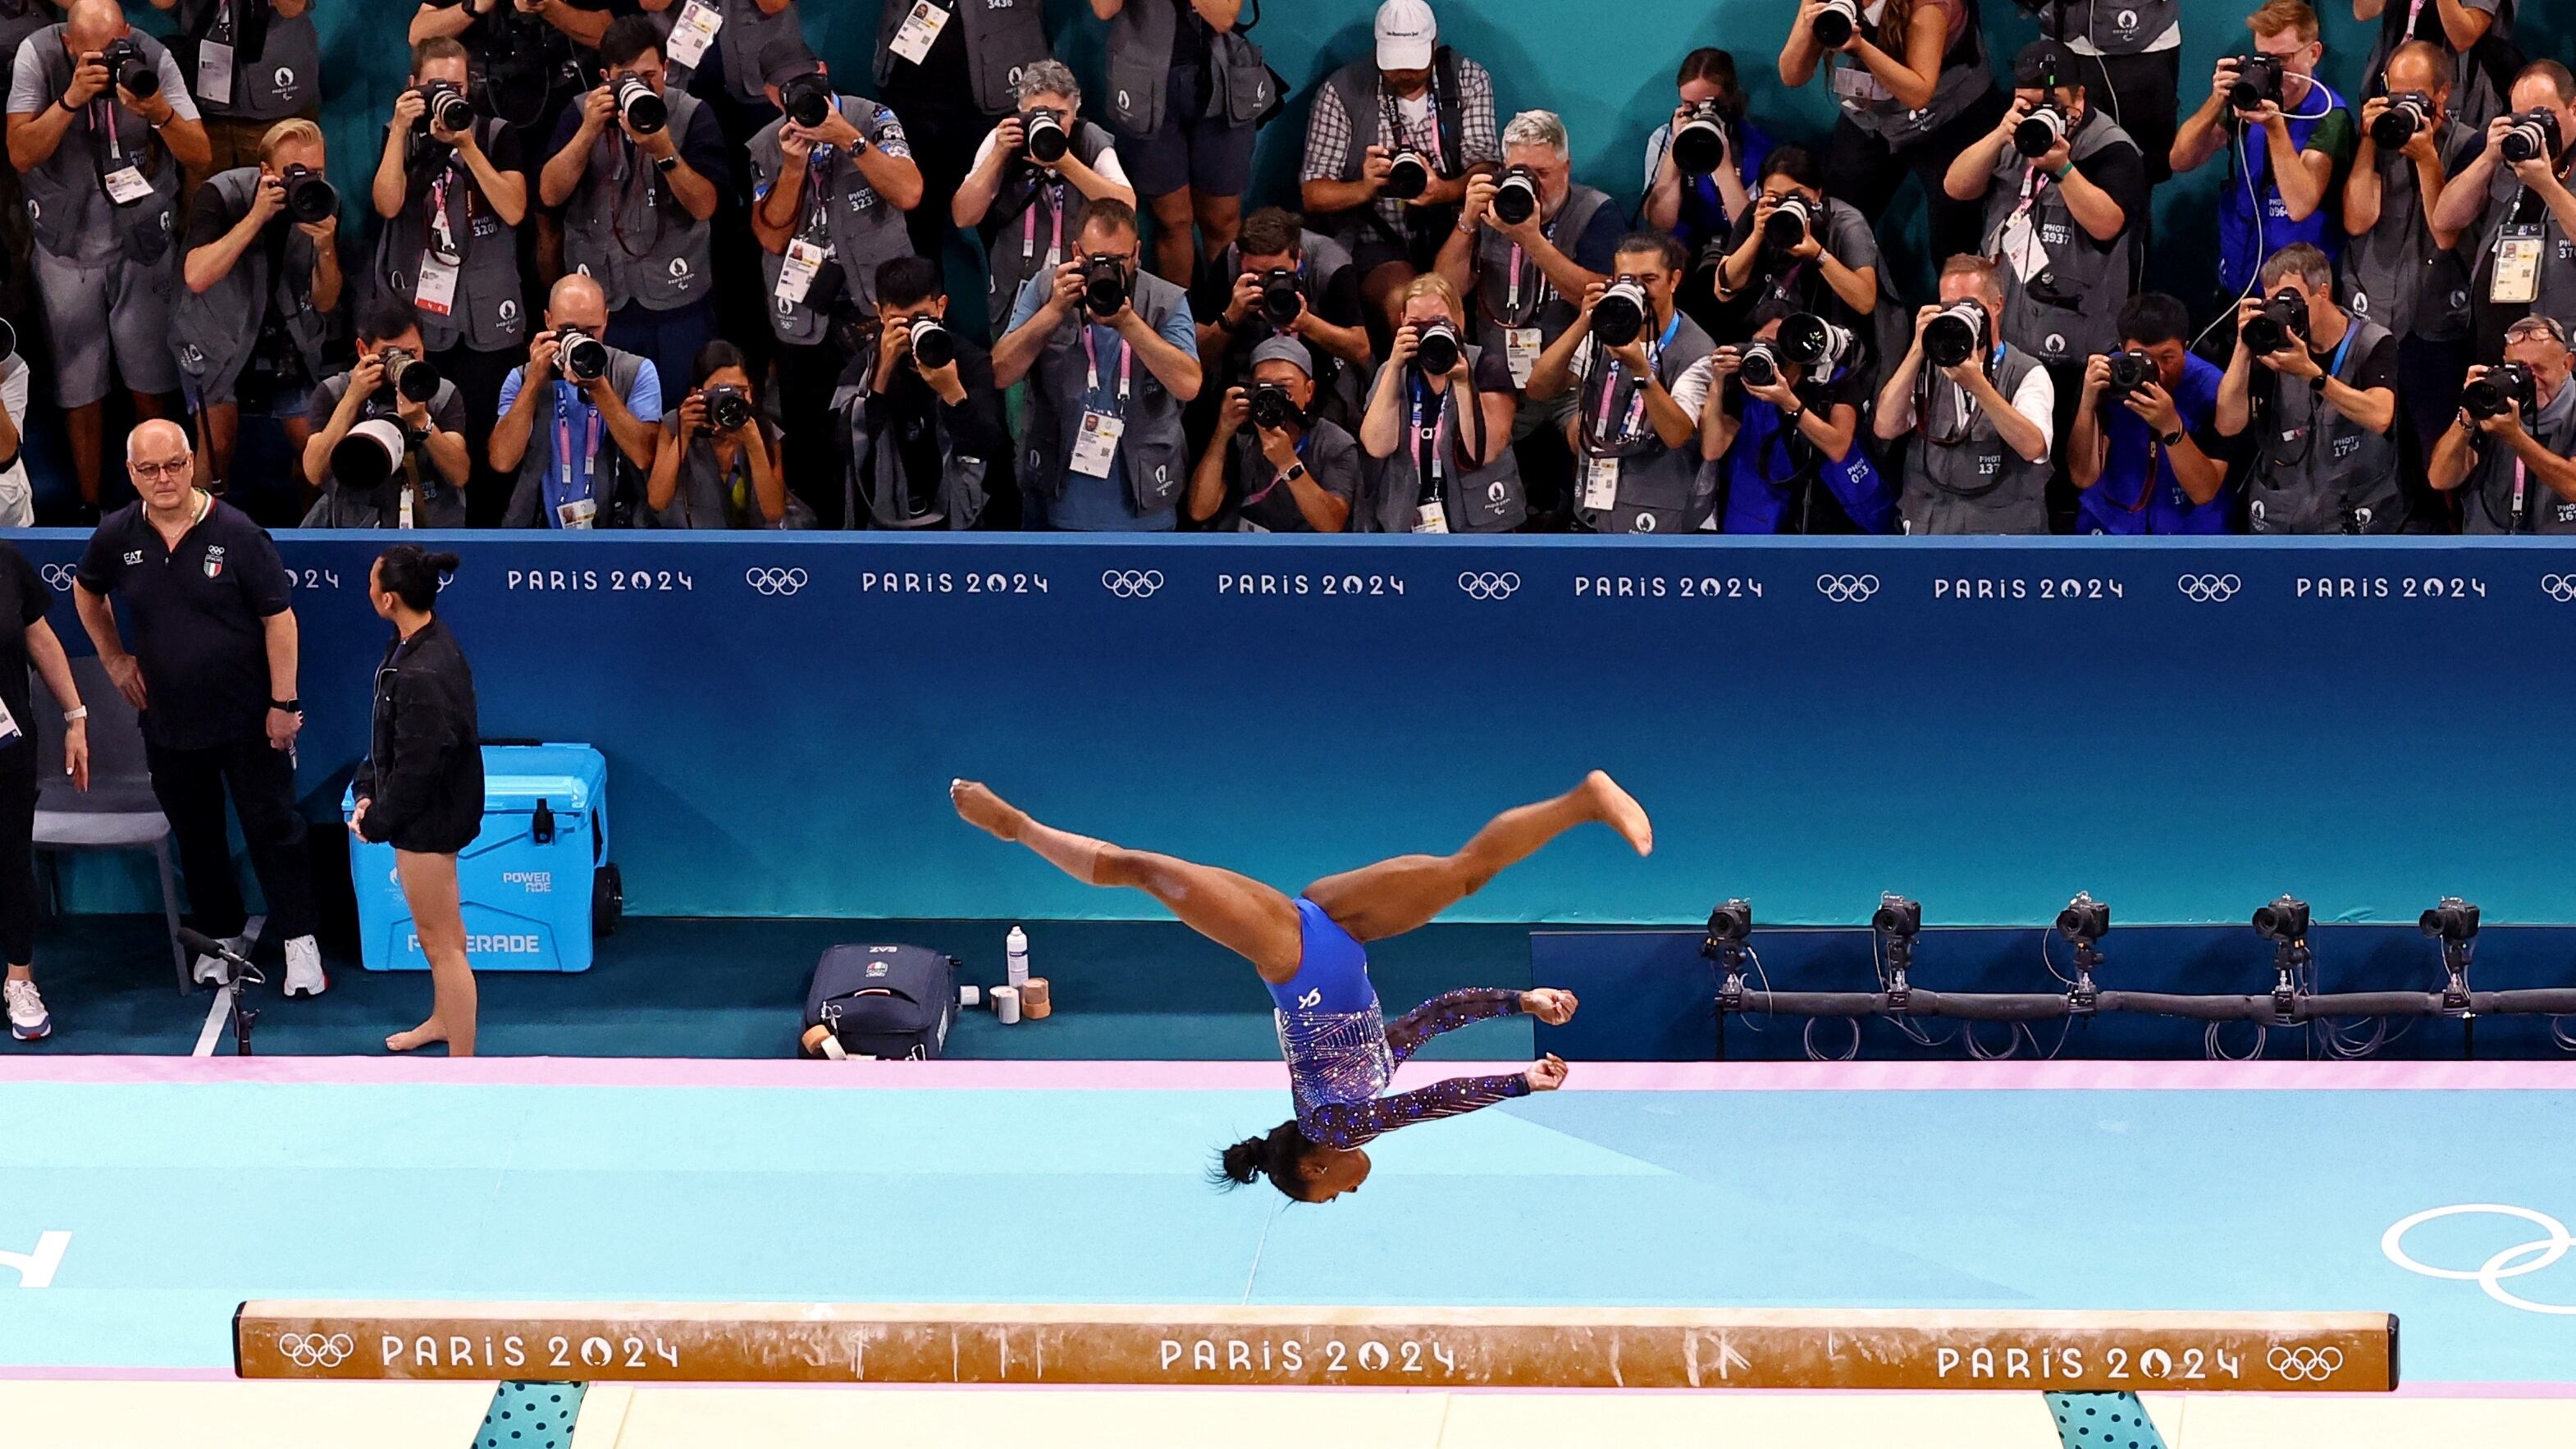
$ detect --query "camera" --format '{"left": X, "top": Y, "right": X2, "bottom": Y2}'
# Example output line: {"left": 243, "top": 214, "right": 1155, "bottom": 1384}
{"left": 2013, "top": 104, "right": 2070, "bottom": 161}
{"left": 1923, "top": 299, "right": 1989, "bottom": 370}
{"left": 2462, "top": 359, "right": 2537, "bottom": 421}
{"left": 1590, "top": 277, "right": 1650, "bottom": 349}
{"left": 2229, "top": 53, "right": 2283, "bottom": 114}
{"left": 614, "top": 74, "right": 666, "bottom": 136}
{"left": 2103, "top": 349, "right": 2156, "bottom": 405}
{"left": 700, "top": 383, "right": 752, "bottom": 434}
{"left": 1081, "top": 253, "right": 1128, "bottom": 316}
{"left": 1248, "top": 382, "right": 1300, "bottom": 431}
{"left": 379, "top": 346, "right": 441, "bottom": 405}
{"left": 415, "top": 80, "right": 473, "bottom": 137}
{"left": 1778, "top": 312, "right": 1852, "bottom": 370}
{"left": 1670, "top": 100, "right": 1729, "bottom": 176}
{"left": 2501, "top": 107, "right": 2561, "bottom": 166}
{"left": 1737, "top": 341, "right": 1784, "bottom": 388}
{"left": 97, "top": 37, "right": 157, "bottom": 98}
{"left": 1385, "top": 147, "right": 1431, "bottom": 201}
{"left": 331, "top": 418, "right": 409, "bottom": 490}
{"left": 556, "top": 324, "right": 609, "bottom": 382}
{"left": 1412, "top": 318, "right": 1461, "bottom": 377}
{"left": 779, "top": 70, "right": 833, "bottom": 130}
{"left": 2419, "top": 896, "right": 2481, "bottom": 943}
{"left": 907, "top": 316, "right": 955, "bottom": 370}
{"left": 2370, "top": 89, "right": 2432, "bottom": 151}
{"left": 1811, "top": 0, "right": 1861, "bottom": 48}
{"left": 2056, "top": 892, "right": 2110, "bottom": 944}
{"left": 1256, "top": 267, "right": 1301, "bottom": 327}
{"left": 1491, "top": 164, "right": 1539, "bottom": 226}
{"left": 1762, "top": 192, "right": 1816, "bottom": 253}
{"left": 2251, "top": 894, "right": 2310, "bottom": 944}
{"left": 280, "top": 163, "right": 337, "bottom": 225}
{"left": 1701, "top": 899, "right": 1754, "bottom": 958}
{"left": 1024, "top": 108, "right": 1068, "bottom": 164}
{"left": 1872, "top": 893, "right": 1922, "bottom": 938}
{"left": 2239, "top": 286, "right": 2309, "bottom": 358}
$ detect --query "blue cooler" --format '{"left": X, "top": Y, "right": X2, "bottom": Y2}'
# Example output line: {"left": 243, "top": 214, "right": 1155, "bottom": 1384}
{"left": 345, "top": 743, "right": 622, "bottom": 972}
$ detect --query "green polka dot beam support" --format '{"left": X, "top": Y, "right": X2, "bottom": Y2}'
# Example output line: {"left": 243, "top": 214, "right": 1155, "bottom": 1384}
{"left": 2045, "top": 1392, "right": 2170, "bottom": 1449}
{"left": 477, "top": 1382, "right": 588, "bottom": 1449}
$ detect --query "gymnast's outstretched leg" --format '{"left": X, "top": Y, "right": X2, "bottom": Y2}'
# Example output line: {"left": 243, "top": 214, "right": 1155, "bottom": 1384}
{"left": 1300, "top": 770, "right": 1651, "bottom": 943}
{"left": 951, "top": 779, "right": 1304, "bottom": 981}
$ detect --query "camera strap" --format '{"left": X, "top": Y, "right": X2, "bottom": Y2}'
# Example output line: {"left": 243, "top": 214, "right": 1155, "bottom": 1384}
{"left": 1581, "top": 312, "right": 1679, "bottom": 455}
{"left": 547, "top": 386, "right": 607, "bottom": 524}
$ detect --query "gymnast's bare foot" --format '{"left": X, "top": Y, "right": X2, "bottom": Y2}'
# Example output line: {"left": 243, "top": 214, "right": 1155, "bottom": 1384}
{"left": 951, "top": 779, "right": 1026, "bottom": 842}
{"left": 1583, "top": 770, "right": 1653, "bottom": 856}
{"left": 386, "top": 1019, "right": 448, "bottom": 1053}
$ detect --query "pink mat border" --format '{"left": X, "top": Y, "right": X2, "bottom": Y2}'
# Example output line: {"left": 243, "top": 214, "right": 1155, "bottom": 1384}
{"left": 0, "top": 1057, "right": 2571, "bottom": 1090}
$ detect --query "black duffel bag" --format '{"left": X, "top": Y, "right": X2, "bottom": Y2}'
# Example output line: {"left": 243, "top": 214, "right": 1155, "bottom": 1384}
{"left": 802, "top": 944, "right": 958, "bottom": 1059}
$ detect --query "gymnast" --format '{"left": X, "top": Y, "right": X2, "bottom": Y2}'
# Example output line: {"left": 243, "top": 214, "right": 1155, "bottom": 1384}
{"left": 952, "top": 771, "right": 1652, "bottom": 1202}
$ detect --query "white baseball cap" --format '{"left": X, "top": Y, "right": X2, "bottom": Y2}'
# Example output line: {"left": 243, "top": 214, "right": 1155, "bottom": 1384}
{"left": 1376, "top": 0, "right": 1437, "bottom": 71}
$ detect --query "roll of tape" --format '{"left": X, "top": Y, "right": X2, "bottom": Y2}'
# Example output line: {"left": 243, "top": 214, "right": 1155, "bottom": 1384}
{"left": 959, "top": 984, "right": 982, "bottom": 1009}
{"left": 1021, "top": 976, "right": 1052, "bottom": 1020}
{"left": 992, "top": 985, "right": 1021, "bottom": 1025}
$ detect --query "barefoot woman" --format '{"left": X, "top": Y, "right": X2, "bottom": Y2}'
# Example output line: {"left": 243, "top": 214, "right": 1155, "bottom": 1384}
{"left": 953, "top": 771, "right": 1651, "bottom": 1202}
{"left": 348, "top": 546, "right": 483, "bottom": 1055}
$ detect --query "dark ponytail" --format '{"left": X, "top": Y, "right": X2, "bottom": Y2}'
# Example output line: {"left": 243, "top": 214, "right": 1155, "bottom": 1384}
{"left": 375, "top": 545, "right": 458, "bottom": 613}
{"left": 1210, "top": 1119, "right": 1318, "bottom": 1201}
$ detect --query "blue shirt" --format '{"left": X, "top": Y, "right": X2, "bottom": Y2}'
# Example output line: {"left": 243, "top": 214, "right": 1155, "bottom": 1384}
{"left": 2218, "top": 81, "right": 2350, "bottom": 297}
{"left": 1642, "top": 118, "right": 1774, "bottom": 257}
{"left": 1005, "top": 272, "right": 1199, "bottom": 532}
{"left": 1717, "top": 371, "right": 1894, "bottom": 534}
{"left": 2076, "top": 352, "right": 2230, "bottom": 536}
{"left": 496, "top": 362, "right": 665, "bottom": 528}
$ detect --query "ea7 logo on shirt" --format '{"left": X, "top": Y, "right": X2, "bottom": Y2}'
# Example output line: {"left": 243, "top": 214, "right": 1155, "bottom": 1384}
{"left": 122, "top": 550, "right": 144, "bottom": 566}
{"left": 203, "top": 545, "right": 226, "bottom": 579}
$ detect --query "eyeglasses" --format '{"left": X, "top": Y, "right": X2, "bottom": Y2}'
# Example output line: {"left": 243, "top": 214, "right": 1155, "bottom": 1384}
{"left": 2506, "top": 318, "right": 2568, "bottom": 345}
{"left": 130, "top": 460, "right": 191, "bottom": 480}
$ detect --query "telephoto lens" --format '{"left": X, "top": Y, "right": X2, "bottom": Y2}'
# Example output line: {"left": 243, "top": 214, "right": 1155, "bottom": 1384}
{"left": 330, "top": 418, "right": 408, "bottom": 490}
{"left": 701, "top": 384, "right": 752, "bottom": 434}
{"left": 380, "top": 348, "right": 442, "bottom": 405}
{"left": 1384, "top": 148, "right": 1430, "bottom": 200}
{"left": 417, "top": 80, "right": 473, "bottom": 137}
{"left": 1258, "top": 267, "right": 1301, "bottom": 327}
{"left": 614, "top": 74, "right": 666, "bottom": 135}
{"left": 2369, "top": 91, "right": 2431, "bottom": 152}
{"left": 1082, "top": 254, "right": 1129, "bottom": 316}
{"left": 1669, "top": 101, "right": 1729, "bottom": 176}
{"left": 2013, "top": 105, "right": 2070, "bottom": 160}
{"left": 1248, "top": 383, "right": 1299, "bottom": 431}
{"left": 281, "top": 163, "right": 337, "bottom": 225}
{"left": 2228, "top": 53, "right": 2282, "bottom": 113}
{"left": 1922, "top": 300, "right": 1987, "bottom": 370}
{"left": 1811, "top": 0, "right": 1861, "bottom": 48}
{"left": 1024, "top": 109, "right": 1068, "bottom": 163}
{"left": 98, "top": 38, "right": 156, "bottom": 98}
{"left": 1778, "top": 312, "right": 1852, "bottom": 369}
{"left": 2462, "top": 360, "right": 2537, "bottom": 420}
{"left": 2501, "top": 107, "right": 2561, "bottom": 166}
{"left": 1491, "top": 165, "right": 1539, "bottom": 226}
{"left": 1762, "top": 192, "right": 1815, "bottom": 252}
{"left": 2239, "top": 288, "right": 2308, "bottom": 358}
{"left": 907, "top": 317, "right": 955, "bottom": 371}
{"left": 1737, "top": 341, "right": 1783, "bottom": 388}
{"left": 2103, "top": 350, "right": 2156, "bottom": 405}
{"left": 1412, "top": 318, "right": 1461, "bottom": 377}
{"left": 557, "top": 325, "right": 609, "bottom": 382}
{"left": 779, "top": 71, "right": 833, "bottom": 130}
{"left": 1590, "top": 278, "right": 1649, "bottom": 349}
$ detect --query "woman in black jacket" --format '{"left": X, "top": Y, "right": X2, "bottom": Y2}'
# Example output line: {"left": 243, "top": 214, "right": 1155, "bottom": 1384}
{"left": 349, "top": 546, "right": 485, "bottom": 1057}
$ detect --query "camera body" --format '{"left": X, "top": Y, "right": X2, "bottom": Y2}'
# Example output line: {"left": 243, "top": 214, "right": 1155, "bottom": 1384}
{"left": 1413, "top": 318, "right": 1461, "bottom": 377}
{"left": 1811, "top": 0, "right": 1861, "bottom": 48}
{"left": 1491, "top": 164, "right": 1540, "bottom": 226}
{"left": 614, "top": 74, "right": 666, "bottom": 136}
{"left": 416, "top": 80, "right": 473, "bottom": 138}
{"left": 1256, "top": 267, "right": 1302, "bottom": 328}
{"left": 701, "top": 383, "right": 752, "bottom": 435}
{"left": 1385, "top": 147, "right": 1431, "bottom": 201}
{"left": 556, "top": 325, "right": 610, "bottom": 383}
{"left": 280, "top": 163, "right": 337, "bottom": 225}
{"left": 2419, "top": 896, "right": 2481, "bottom": 943}
{"left": 1081, "top": 254, "right": 1129, "bottom": 317}
{"left": 1737, "top": 340, "right": 1784, "bottom": 388}
{"left": 1248, "top": 383, "right": 1300, "bottom": 431}
{"left": 98, "top": 38, "right": 157, "bottom": 98}
{"left": 2013, "top": 104, "right": 2071, "bottom": 160}
{"left": 1872, "top": 893, "right": 1923, "bottom": 938}
{"left": 2239, "top": 286, "right": 2309, "bottom": 358}
{"left": 1024, "top": 109, "right": 1068, "bottom": 164}
{"left": 1591, "top": 277, "right": 1650, "bottom": 349}
{"left": 1762, "top": 192, "right": 1816, "bottom": 253}
{"left": 2501, "top": 107, "right": 2562, "bottom": 166}
{"left": 2463, "top": 359, "right": 2537, "bottom": 421}
{"left": 2103, "top": 349, "right": 2156, "bottom": 405}
{"left": 2252, "top": 894, "right": 2310, "bottom": 944}
{"left": 2229, "top": 53, "right": 2284, "bottom": 114}
{"left": 907, "top": 317, "right": 956, "bottom": 371}
{"left": 1778, "top": 313, "right": 1852, "bottom": 371}
{"left": 1923, "top": 299, "right": 1989, "bottom": 370}
{"left": 2056, "top": 892, "right": 2111, "bottom": 944}
{"left": 779, "top": 71, "right": 834, "bottom": 130}
{"left": 379, "top": 347, "right": 442, "bottom": 405}
{"left": 1701, "top": 899, "right": 1754, "bottom": 957}
{"left": 1670, "top": 100, "right": 1729, "bottom": 176}
{"left": 2370, "top": 90, "right": 2432, "bottom": 152}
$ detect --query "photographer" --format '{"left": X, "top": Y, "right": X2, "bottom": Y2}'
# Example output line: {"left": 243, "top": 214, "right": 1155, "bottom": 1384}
{"left": 1528, "top": 232, "right": 1715, "bottom": 534}
{"left": 992, "top": 196, "right": 1201, "bottom": 530}
{"left": 0, "top": 327, "right": 30, "bottom": 525}
{"left": 645, "top": 340, "right": 805, "bottom": 528}
{"left": 1092, "top": 0, "right": 1264, "bottom": 284}
{"left": 173, "top": 115, "right": 339, "bottom": 495}
{"left": 1777, "top": 0, "right": 2007, "bottom": 267}
{"left": 300, "top": 297, "right": 471, "bottom": 527}
{"left": 657, "top": 0, "right": 805, "bottom": 143}
{"left": 2428, "top": 313, "right": 2576, "bottom": 532}
{"left": 2053, "top": 0, "right": 2184, "bottom": 189}
{"left": 8, "top": 0, "right": 208, "bottom": 516}
{"left": 1941, "top": 41, "right": 2146, "bottom": 385}
{"left": 834, "top": 256, "right": 1005, "bottom": 529}
{"left": 1701, "top": 301, "right": 1887, "bottom": 534}
{"left": 372, "top": 36, "right": 528, "bottom": 525}
{"left": 872, "top": 0, "right": 1051, "bottom": 259}
{"left": 746, "top": 42, "right": 921, "bottom": 532}
{"left": 1641, "top": 49, "right": 1772, "bottom": 309}
{"left": 1354, "top": 272, "right": 1522, "bottom": 533}
{"left": 409, "top": 0, "right": 610, "bottom": 167}
{"left": 2355, "top": 0, "right": 2517, "bottom": 134}
{"left": 537, "top": 15, "right": 728, "bottom": 408}
{"left": 2428, "top": 61, "right": 2576, "bottom": 359}
{"left": 1188, "top": 336, "right": 1359, "bottom": 533}
{"left": 2214, "top": 240, "right": 2405, "bottom": 532}
{"left": 2170, "top": 1, "right": 2353, "bottom": 308}
{"left": 1711, "top": 146, "right": 1881, "bottom": 354}
{"left": 150, "top": 0, "right": 319, "bottom": 194}
{"left": 1300, "top": 0, "right": 1498, "bottom": 327}
{"left": 1194, "top": 206, "right": 1369, "bottom": 432}
{"left": 954, "top": 62, "right": 1134, "bottom": 334}
{"left": 2068, "top": 293, "right": 2231, "bottom": 533}
{"left": 491, "top": 272, "right": 662, "bottom": 528}
{"left": 1872, "top": 254, "right": 2056, "bottom": 534}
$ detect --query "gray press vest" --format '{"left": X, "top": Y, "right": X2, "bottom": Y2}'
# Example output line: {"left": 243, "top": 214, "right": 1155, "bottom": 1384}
{"left": 1473, "top": 185, "right": 1613, "bottom": 359}
{"left": 373, "top": 120, "right": 528, "bottom": 354}
{"left": 2245, "top": 316, "right": 2405, "bottom": 534}
{"left": 649, "top": 421, "right": 814, "bottom": 529}
{"left": 981, "top": 119, "right": 1116, "bottom": 327}
{"left": 2462, "top": 377, "right": 2576, "bottom": 533}
{"left": 1981, "top": 112, "right": 2138, "bottom": 364}
{"left": 502, "top": 347, "right": 650, "bottom": 528}
{"left": 1022, "top": 267, "right": 1190, "bottom": 511}
{"left": 680, "top": 0, "right": 803, "bottom": 107}
{"left": 176, "top": 0, "right": 319, "bottom": 120}
{"left": 834, "top": 353, "right": 993, "bottom": 530}
{"left": 2473, "top": 168, "right": 2576, "bottom": 334}
{"left": 1900, "top": 344, "right": 2052, "bottom": 533}
{"left": 1833, "top": 3, "right": 1992, "bottom": 147}
{"left": 1575, "top": 313, "right": 1719, "bottom": 535}
{"left": 298, "top": 373, "right": 470, "bottom": 528}
{"left": 1225, "top": 419, "right": 1361, "bottom": 533}
{"left": 1317, "top": 53, "right": 1471, "bottom": 247}
{"left": 748, "top": 96, "right": 916, "bottom": 343}
{"left": 873, "top": 0, "right": 1049, "bottom": 117}
{"left": 561, "top": 86, "right": 713, "bottom": 313}
{"left": 2058, "top": 0, "right": 2180, "bottom": 56}
{"left": 1208, "top": 227, "right": 1364, "bottom": 423}
{"left": 2362, "top": 1, "right": 2521, "bottom": 134}
{"left": 171, "top": 166, "right": 331, "bottom": 400}
{"left": 1103, "top": 0, "right": 1269, "bottom": 135}
{"left": 2343, "top": 119, "right": 2479, "bottom": 343}
{"left": 18, "top": 26, "right": 182, "bottom": 267}
{"left": 1358, "top": 351, "right": 1527, "bottom": 533}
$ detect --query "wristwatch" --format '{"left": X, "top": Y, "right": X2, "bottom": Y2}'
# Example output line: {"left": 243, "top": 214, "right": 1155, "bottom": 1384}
{"left": 654, "top": 153, "right": 679, "bottom": 175}
{"left": 269, "top": 697, "right": 299, "bottom": 714}
{"left": 1281, "top": 462, "right": 1308, "bottom": 484}
{"left": 61, "top": 706, "right": 85, "bottom": 724}
{"left": 2159, "top": 428, "right": 2185, "bottom": 448}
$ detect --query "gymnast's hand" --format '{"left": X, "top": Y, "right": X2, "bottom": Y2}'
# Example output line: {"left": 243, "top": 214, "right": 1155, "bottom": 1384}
{"left": 1521, "top": 988, "right": 1578, "bottom": 1026}
{"left": 1524, "top": 1053, "right": 1569, "bottom": 1091}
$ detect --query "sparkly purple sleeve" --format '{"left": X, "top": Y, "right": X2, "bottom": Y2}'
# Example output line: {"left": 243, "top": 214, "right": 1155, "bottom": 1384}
{"left": 1383, "top": 988, "right": 1524, "bottom": 1064}
{"left": 1298, "top": 1072, "right": 1532, "bottom": 1150}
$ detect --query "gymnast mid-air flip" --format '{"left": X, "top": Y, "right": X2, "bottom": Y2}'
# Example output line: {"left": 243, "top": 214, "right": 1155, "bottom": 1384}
{"left": 952, "top": 772, "right": 1652, "bottom": 1202}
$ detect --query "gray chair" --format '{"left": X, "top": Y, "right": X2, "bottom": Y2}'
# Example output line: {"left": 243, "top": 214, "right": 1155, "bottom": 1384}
{"left": 30, "top": 656, "right": 188, "bottom": 994}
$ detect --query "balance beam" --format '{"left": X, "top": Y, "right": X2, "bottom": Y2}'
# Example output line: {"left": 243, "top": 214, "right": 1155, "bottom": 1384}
{"left": 234, "top": 1302, "right": 2396, "bottom": 1392}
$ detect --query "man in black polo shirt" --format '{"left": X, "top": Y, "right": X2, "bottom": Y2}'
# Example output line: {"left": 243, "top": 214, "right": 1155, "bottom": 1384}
{"left": 73, "top": 418, "right": 322, "bottom": 996}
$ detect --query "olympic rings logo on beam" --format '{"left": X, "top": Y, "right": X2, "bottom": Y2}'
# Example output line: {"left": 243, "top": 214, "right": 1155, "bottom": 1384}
{"left": 1456, "top": 571, "right": 1519, "bottom": 601}
{"left": 1814, "top": 574, "right": 1878, "bottom": 604}
{"left": 2383, "top": 1204, "right": 2576, "bottom": 1315}
{"left": 38, "top": 564, "right": 74, "bottom": 592}
{"left": 2264, "top": 1345, "right": 2344, "bottom": 1381}
{"left": 276, "top": 1333, "right": 355, "bottom": 1369}
{"left": 743, "top": 567, "right": 808, "bottom": 597}
{"left": 1100, "top": 569, "right": 1164, "bottom": 599}
{"left": 2176, "top": 573, "right": 2242, "bottom": 604}
{"left": 2541, "top": 574, "right": 2576, "bottom": 603}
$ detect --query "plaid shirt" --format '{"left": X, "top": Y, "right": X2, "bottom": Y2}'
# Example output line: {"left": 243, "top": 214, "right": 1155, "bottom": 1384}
{"left": 1299, "top": 57, "right": 1500, "bottom": 235}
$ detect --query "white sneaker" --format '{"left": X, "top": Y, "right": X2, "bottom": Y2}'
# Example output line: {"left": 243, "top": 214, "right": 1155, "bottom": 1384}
{"left": 282, "top": 936, "right": 327, "bottom": 999}
{"left": 191, "top": 935, "right": 247, "bottom": 986}
{"left": 4, "top": 979, "right": 49, "bottom": 1041}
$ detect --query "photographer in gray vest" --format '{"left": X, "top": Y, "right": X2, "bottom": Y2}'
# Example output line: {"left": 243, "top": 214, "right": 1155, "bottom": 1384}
{"left": 875, "top": 0, "right": 1053, "bottom": 259}
{"left": 2356, "top": 0, "right": 2518, "bottom": 135}
{"left": 1189, "top": 335, "right": 1359, "bottom": 533}
{"left": 993, "top": 195, "right": 1202, "bottom": 530}
{"left": 954, "top": 61, "right": 1134, "bottom": 343}
{"left": 656, "top": 0, "right": 804, "bottom": 142}
{"left": 1354, "top": 272, "right": 1522, "bottom": 533}
{"left": 2428, "top": 61, "right": 2576, "bottom": 362}
{"left": 644, "top": 339, "right": 808, "bottom": 529}
{"left": 747, "top": 39, "right": 920, "bottom": 533}
{"left": 491, "top": 272, "right": 664, "bottom": 528}
{"left": 2214, "top": 240, "right": 2405, "bottom": 532}
{"left": 153, "top": 0, "right": 319, "bottom": 195}
{"left": 173, "top": 115, "right": 337, "bottom": 499}
{"left": 1527, "top": 232, "right": 1717, "bottom": 535}
{"left": 2054, "top": 0, "right": 2185, "bottom": 185}
{"left": 1711, "top": 145, "right": 1883, "bottom": 361}
{"left": 1193, "top": 206, "right": 1370, "bottom": 433}
{"left": 835, "top": 255, "right": 1004, "bottom": 530}
{"left": 372, "top": 35, "right": 528, "bottom": 525}
{"left": 300, "top": 296, "right": 471, "bottom": 528}
{"left": 1873, "top": 254, "right": 2057, "bottom": 533}
{"left": 537, "top": 15, "right": 727, "bottom": 409}
{"left": 1093, "top": 0, "right": 1267, "bottom": 285}
{"left": 2428, "top": 312, "right": 2576, "bottom": 532}
{"left": 0, "top": 0, "right": 64, "bottom": 336}
{"left": 7, "top": 0, "right": 208, "bottom": 516}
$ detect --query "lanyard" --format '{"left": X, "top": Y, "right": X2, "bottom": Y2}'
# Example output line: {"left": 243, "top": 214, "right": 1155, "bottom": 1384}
{"left": 2011, "top": 160, "right": 2051, "bottom": 223}
{"left": 1379, "top": 89, "right": 1443, "bottom": 169}
{"left": 1237, "top": 431, "right": 1311, "bottom": 510}
{"left": 552, "top": 385, "right": 605, "bottom": 509}
{"left": 426, "top": 158, "right": 468, "bottom": 260}
{"left": 800, "top": 146, "right": 837, "bottom": 243}
{"left": 1409, "top": 377, "right": 1452, "bottom": 496}
{"left": 1080, "top": 325, "right": 1132, "bottom": 412}
{"left": 1589, "top": 312, "right": 1681, "bottom": 447}
{"left": 1021, "top": 176, "right": 1066, "bottom": 263}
